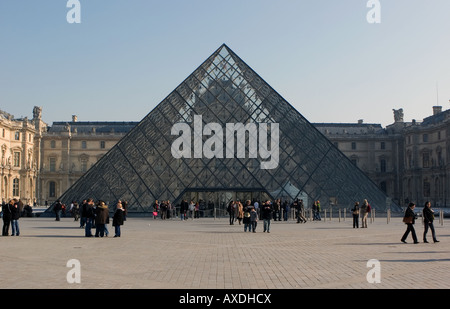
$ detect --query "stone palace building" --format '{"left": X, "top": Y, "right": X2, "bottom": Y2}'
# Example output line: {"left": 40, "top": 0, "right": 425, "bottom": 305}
{"left": 1, "top": 104, "right": 448, "bottom": 209}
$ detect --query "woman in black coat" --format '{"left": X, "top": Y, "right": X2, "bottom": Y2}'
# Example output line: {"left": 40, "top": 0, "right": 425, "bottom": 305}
{"left": 2, "top": 200, "right": 12, "bottom": 236}
{"left": 423, "top": 201, "right": 439, "bottom": 243}
{"left": 113, "top": 201, "right": 125, "bottom": 237}
{"left": 401, "top": 202, "right": 418, "bottom": 244}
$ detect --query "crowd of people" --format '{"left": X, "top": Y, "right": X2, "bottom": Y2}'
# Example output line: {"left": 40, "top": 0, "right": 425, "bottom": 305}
{"left": 225, "top": 198, "right": 314, "bottom": 232}
{"left": 1, "top": 196, "right": 442, "bottom": 244}
{"left": 53, "top": 198, "right": 126, "bottom": 237}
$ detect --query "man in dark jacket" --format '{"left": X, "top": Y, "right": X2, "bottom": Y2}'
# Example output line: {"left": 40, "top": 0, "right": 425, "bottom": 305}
{"left": 54, "top": 200, "right": 62, "bottom": 221}
{"left": 10, "top": 199, "right": 20, "bottom": 236}
{"left": 2, "top": 200, "right": 12, "bottom": 236}
{"left": 262, "top": 200, "right": 273, "bottom": 233}
{"left": 113, "top": 201, "right": 125, "bottom": 237}
{"left": 95, "top": 201, "right": 109, "bottom": 237}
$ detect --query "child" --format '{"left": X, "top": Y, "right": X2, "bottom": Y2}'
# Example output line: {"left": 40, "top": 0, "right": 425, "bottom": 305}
{"left": 250, "top": 207, "right": 258, "bottom": 233}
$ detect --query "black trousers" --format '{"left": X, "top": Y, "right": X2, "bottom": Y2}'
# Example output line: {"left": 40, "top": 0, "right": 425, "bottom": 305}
{"left": 352, "top": 214, "right": 359, "bottom": 228}
{"left": 401, "top": 223, "right": 418, "bottom": 243}
{"left": 2, "top": 219, "right": 11, "bottom": 236}
{"left": 423, "top": 221, "right": 437, "bottom": 241}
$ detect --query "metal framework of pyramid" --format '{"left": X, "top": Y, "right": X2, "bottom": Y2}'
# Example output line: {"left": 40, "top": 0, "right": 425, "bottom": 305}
{"left": 45, "top": 44, "right": 400, "bottom": 214}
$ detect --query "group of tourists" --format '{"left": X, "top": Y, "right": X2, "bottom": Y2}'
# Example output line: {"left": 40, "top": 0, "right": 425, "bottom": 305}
{"left": 54, "top": 198, "right": 127, "bottom": 238}
{"left": 225, "top": 198, "right": 311, "bottom": 233}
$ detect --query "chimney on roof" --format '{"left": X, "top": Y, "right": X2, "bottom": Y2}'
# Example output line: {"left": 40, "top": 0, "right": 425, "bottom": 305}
{"left": 433, "top": 106, "right": 442, "bottom": 115}
{"left": 358, "top": 119, "right": 363, "bottom": 124}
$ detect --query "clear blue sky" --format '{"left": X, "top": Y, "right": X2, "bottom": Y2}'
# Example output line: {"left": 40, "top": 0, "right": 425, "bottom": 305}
{"left": 1, "top": 0, "right": 449, "bottom": 127}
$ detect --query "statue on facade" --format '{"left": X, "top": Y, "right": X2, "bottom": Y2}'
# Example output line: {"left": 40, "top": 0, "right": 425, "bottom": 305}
{"left": 393, "top": 108, "right": 404, "bottom": 123}
{"left": 33, "top": 106, "right": 42, "bottom": 119}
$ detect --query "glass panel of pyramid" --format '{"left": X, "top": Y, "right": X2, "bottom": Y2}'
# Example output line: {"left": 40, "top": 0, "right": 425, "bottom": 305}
{"left": 46, "top": 44, "right": 400, "bottom": 214}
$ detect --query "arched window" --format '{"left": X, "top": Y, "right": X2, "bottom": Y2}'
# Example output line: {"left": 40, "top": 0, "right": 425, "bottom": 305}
{"left": 49, "top": 181, "right": 56, "bottom": 198}
{"left": 13, "top": 178, "right": 20, "bottom": 196}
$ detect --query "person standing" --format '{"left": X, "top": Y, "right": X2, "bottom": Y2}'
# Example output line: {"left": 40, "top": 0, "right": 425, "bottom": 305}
{"left": 250, "top": 206, "right": 258, "bottom": 233}
{"left": 2, "top": 199, "right": 12, "bottom": 236}
{"left": 180, "top": 199, "right": 188, "bottom": 220}
{"left": 85, "top": 198, "right": 95, "bottom": 237}
{"left": 54, "top": 199, "right": 62, "bottom": 221}
{"left": 79, "top": 199, "right": 87, "bottom": 228}
{"left": 10, "top": 199, "right": 20, "bottom": 236}
{"left": 227, "top": 201, "right": 235, "bottom": 225}
{"left": 360, "top": 199, "right": 369, "bottom": 228}
{"left": 401, "top": 202, "right": 419, "bottom": 244}
{"left": 113, "top": 201, "right": 125, "bottom": 237}
{"left": 262, "top": 200, "right": 273, "bottom": 233}
{"left": 351, "top": 202, "right": 360, "bottom": 228}
{"left": 423, "top": 201, "right": 439, "bottom": 243}
{"left": 235, "top": 201, "right": 244, "bottom": 225}
{"left": 243, "top": 201, "right": 252, "bottom": 232}
{"left": 95, "top": 201, "right": 109, "bottom": 237}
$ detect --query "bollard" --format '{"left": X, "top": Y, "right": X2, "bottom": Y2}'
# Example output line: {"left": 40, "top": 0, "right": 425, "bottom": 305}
{"left": 338, "top": 208, "right": 341, "bottom": 222}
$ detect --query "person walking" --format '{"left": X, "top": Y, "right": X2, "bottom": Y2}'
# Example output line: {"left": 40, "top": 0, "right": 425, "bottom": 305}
{"left": 262, "top": 200, "right": 273, "bottom": 233}
{"left": 2, "top": 199, "right": 12, "bottom": 236}
{"left": 423, "top": 201, "right": 439, "bottom": 243}
{"left": 351, "top": 202, "right": 360, "bottom": 228}
{"left": 10, "top": 199, "right": 20, "bottom": 236}
{"left": 112, "top": 201, "right": 125, "bottom": 237}
{"left": 401, "top": 202, "right": 419, "bottom": 244}
{"left": 296, "top": 199, "right": 307, "bottom": 223}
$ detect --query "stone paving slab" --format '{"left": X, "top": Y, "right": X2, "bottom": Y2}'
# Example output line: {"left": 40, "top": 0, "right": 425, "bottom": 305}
{"left": 1, "top": 215, "right": 449, "bottom": 290}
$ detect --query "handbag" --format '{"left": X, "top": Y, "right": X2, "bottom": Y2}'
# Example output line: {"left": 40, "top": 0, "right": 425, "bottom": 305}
{"left": 402, "top": 216, "right": 413, "bottom": 224}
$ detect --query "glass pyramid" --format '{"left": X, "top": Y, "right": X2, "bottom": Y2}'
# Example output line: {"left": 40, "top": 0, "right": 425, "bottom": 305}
{"left": 46, "top": 44, "right": 400, "bottom": 214}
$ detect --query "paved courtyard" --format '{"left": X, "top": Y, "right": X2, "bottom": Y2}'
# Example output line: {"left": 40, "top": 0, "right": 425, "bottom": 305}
{"left": 1, "top": 214, "right": 449, "bottom": 290}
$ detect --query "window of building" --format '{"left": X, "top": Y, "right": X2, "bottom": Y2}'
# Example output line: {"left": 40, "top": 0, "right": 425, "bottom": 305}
{"left": 49, "top": 157, "right": 56, "bottom": 172}
{"left": 49, "top": 181, "right": 56, "bottom": 198}
{"left": 50, "top": 140, "right": 56, "bottom": 148}
{"left": 14, "top": 131, "right": 20, "bottom": 140}
{"left": 380, "top": 181, "right": 387, "bottom": 193}
{"left": 82, "top": 141, "right": 87, "bottom": 149}
{"left": 81, "top": 159, "right": 88, "bottom": 172}
{"left": 351, "top": 142, "right": 356, "bottom": 150}
{"left": 100, "top": 141, "right": 106, "bottom": 149}
{"left": 423, "top": 178, "right": 430, "bottom": 197}
{"left": 13, "top": 152, "right": 20, "bottom": 167}
{"left": 423, "top": 152, "right": 430, "bottom": 168}
{"left": 380, "top": 158, "right": 386, "bottom": 173}
{"left": 13, "top": 178, "right": 19, "bottom": 196}
{"left": 438, "top": 131, "right": 441, "bottom": 140}
{"left": 423, "top": 134, "right": 428, "bottom": 142}
{"left": 380, "top": 142, "right": 385, "bottom": 150}
{"left": 2, "top": 129, "right": 4, "bottom": 138}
